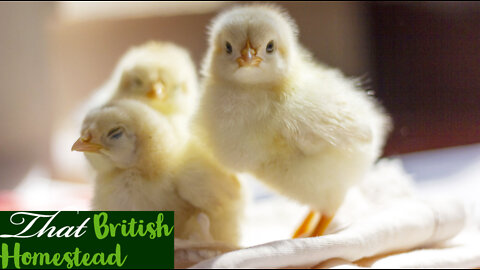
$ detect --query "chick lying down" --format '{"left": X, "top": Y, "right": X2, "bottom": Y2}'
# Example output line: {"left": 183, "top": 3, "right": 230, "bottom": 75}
{"left": 72, "top": 99, "right": 244, "bottom": 246}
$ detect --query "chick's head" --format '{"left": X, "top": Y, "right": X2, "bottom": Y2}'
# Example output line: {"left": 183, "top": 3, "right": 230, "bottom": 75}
{"left": 119, "top": 62, "right": 170, "bottom": 102}
{"left": 116, "top": 41, "right": 198, "bottom": 115}
{"left": 72, "top": 99, "right": 177, "bottom": 172}
{"left": 204, "top": 5, "right": 299, "bottom": 84}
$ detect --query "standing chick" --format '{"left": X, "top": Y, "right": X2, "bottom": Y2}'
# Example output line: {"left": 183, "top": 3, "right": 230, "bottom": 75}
{"left": 196, "top": 5, "right": 391, "bottom": 237}
{"left": 72, "top": 99, "right": 244, "bottom": 245}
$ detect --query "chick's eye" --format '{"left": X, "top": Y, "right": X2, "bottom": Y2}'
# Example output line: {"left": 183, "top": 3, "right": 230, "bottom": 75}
{"left": 266, "top": 40, "right": 275, "bottom": 53}
{"left": 133, "top": 77, "right": 143, "bottom": 86}
{"left": 225, "top": 42, "right": 232, "bottom": 54}
{"left": 107, "top": 127, "right": 123, "bottom": 140}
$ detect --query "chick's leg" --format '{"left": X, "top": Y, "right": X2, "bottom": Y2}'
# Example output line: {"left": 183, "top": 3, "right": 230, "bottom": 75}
{"left": 311, "top": 214, "right": 334, "bottom": 237}
{"left": 292, "top": 210, "right": 318, "bottom": 238}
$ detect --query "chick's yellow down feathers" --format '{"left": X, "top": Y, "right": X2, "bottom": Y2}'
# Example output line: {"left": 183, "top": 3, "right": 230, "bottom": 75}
{"left": 112, "top": 41, "right": 199, "bottom": 142}
{"left": 113, "top": 41, "right": 198, "bottom": 117}
{"left": 196, "top": 5, "right": 391, "bottom": 237}
{"left": 78, "top": 41, "right": 198, "bottom": 144}
{"left": 73, "top": 99, "right": 244, "bottom": 245}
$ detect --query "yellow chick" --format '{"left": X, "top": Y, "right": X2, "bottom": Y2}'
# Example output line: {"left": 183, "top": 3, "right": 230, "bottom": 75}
{"left": 72, "top": 99, "right": 244, "bottom": 245}
{"left": 51, "top": 42, "right": 197, "bottom": 183}
{"left": 79, "top": 41, "right": 198, "bottom": 142}
{"left": 196, "top": 5, "right": 391, "bottom": 238}
{"left": 112, "top": 41, "right": 198, "bottom": 134}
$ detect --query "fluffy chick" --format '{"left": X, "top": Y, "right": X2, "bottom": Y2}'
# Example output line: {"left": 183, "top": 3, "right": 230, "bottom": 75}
{"left": 78, "top": 41, "right": 198, "bottom": 142}
{"left": 113, "top": 41, "right": 198, "bottom": 129}
{"left": 72, "top": 99, "right": 244, "bottom": 245}
{"left": 196, "top": 5, "right": 391, "bottom": 237}
{"left": 51, "top": 42, "right": 197, "bottom": 184}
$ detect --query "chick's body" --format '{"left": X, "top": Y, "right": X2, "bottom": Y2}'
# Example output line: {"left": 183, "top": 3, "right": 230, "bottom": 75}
{"left": 201, "top": 65, "right": 386, "bottom": 216}
{"left": 197, "top": 5, "right": 390, "bottom": 235}
{"left": 77, "top": 100, "right": 243, "bottom": 244}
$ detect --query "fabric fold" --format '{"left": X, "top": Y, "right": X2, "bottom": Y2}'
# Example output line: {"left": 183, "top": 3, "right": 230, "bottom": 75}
{"left": 190, "top": 198, "right": 465, "bottom": 268}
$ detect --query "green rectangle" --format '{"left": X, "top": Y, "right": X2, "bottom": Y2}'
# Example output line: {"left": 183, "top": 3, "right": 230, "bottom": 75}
{"left": 0, "top": 211, "right": 174, "bottom": 269}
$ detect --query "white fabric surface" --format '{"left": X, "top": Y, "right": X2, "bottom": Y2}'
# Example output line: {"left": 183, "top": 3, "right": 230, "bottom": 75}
{"left": 191, "top": 199, "right": 466, "bottom": 268}
{"left": 324, "top": 225, "right": 480, "bottom": 269}
{"left": 186, "top": 159, "right": 480, "bottom": 268}
{"left": 13, "top": 145, "right": 480, "bottom": 268}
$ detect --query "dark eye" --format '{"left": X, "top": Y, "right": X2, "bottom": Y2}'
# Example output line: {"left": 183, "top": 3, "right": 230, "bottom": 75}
{"left": 266, "top": 40, "right": 274, "bottom": 53}
{"left": 133, "top": 77, "right": 143, "bottom": 86}
{"left": 107, "top": 127, "right": 123, "bottom": 140}
{"left": 225, "top": 42, "right": 232, "bottom": 54}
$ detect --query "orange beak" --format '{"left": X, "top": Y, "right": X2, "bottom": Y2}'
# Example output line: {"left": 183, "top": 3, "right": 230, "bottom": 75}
{"left": 71, "top": 133, "right": 103, "bottom": 153}
{"left": 236, "top": 40, "right": 263, "bottom": 67}
{"left": 146, "top": 81, "right": 166, "bottom": 100}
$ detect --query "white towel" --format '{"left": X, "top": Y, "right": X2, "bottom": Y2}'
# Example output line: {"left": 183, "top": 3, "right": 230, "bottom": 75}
{"left": 187, "top": 159, "right": 478, "bottom": 268}
{"left": 175, "top": 239, "right": 240, "bottom": 269}
{"left": 322, "top": 226, "right": 480, "bottom": 269}
{"left": 190, "top": 198, "right": 466, "bottom": 268}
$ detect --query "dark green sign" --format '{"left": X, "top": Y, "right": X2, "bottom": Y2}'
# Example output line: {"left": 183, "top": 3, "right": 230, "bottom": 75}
{"left": 0, "top": 211, "right": 174, "bottom": 269}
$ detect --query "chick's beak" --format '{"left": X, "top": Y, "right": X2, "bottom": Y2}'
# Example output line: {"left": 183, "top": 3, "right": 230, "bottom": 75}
{"left": 236, "top": 40, "right": 263, "bottom": 67}
{"left": 71, "top": 134, "right": 103, "bottom": 153}
{"left": 146, "top": 81, "right": 166, "bottom": 100}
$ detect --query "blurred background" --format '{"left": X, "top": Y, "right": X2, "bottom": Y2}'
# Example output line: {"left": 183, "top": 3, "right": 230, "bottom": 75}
{"left": 0, "top": 2, "right": 479, "bottom": 194}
